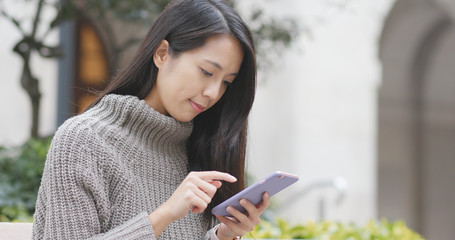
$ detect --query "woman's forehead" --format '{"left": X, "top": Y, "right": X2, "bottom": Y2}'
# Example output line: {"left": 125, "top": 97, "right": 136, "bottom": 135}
{"left": 184, "top": 35, "right": 244, "bottom": 69}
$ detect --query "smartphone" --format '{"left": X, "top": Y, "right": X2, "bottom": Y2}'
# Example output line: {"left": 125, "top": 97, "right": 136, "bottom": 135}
{"left": 211, "top": 171, "right": 299, "bottom": 217}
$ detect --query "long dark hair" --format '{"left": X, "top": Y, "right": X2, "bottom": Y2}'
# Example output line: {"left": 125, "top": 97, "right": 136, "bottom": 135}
{"left": 89, "top": 0, "right": 256, "bottom": 217}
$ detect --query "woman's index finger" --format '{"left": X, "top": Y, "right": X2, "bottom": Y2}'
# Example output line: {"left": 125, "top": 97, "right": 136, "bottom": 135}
{"left": 198, "top": 171, "right": 237, "bottom": 182}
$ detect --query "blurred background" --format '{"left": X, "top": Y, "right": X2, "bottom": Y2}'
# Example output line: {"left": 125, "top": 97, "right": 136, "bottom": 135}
{"left": 1, "top": 0, "right": 454, "bottom": 239}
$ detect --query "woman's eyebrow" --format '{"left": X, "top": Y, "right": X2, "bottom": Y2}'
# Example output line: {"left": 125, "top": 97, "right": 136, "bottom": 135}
{"left": 204, "top": 59, "right": 223, "bottom": 70}
{"left": 203, "top": 59, "right": 238, "bottom": 76}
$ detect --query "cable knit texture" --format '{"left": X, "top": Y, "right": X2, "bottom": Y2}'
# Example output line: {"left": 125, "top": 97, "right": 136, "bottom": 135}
{"left": 32, "top": 94, "right": 219, "bottom": 239}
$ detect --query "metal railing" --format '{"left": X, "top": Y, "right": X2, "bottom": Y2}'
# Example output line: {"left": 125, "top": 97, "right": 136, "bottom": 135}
{"left": 277, "top": 176, "right": 348, "bottom": 220}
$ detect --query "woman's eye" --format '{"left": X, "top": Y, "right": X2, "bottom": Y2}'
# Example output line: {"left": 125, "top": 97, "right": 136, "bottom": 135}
{"left": 223, "top": 80, "right": 233, "bottom": 88}
{"left": 201, "top": 68, "right": 213, "bottom": 77}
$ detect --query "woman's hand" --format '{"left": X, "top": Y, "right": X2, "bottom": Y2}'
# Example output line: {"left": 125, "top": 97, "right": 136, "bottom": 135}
{"left": 215, "top": 192, "right": 271, "bottom": 240}
{"left": 148, "top": 171, "right": 237, "bottom": 237}
{"left": 165, "top": 171, "right": 237, "bottom": 219}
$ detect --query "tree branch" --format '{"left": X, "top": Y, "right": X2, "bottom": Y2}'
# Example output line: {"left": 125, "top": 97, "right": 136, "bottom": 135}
{"left": 36, "top": 42, "right": 62, "bottom": 58}
{"left": 31, "top": 0, "right": 46, "bottom": 39}
{"left": 0, "top": 9, "right": 26, "bottom": 35}
{"left": 40, "top": 27, "right": 53, "bottom": 42}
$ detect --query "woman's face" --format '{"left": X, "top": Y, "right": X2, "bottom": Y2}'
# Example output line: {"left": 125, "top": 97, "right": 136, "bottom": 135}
{"left": 145, "top": 34, "right": 244, "bottom": 122}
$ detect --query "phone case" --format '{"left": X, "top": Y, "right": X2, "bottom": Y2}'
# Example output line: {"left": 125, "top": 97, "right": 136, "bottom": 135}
{"left": 211, "top": 171, "right": 299, "bottom": 216}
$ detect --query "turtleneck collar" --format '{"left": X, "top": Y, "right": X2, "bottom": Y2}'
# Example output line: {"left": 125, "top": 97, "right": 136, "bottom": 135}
{"left": 85, "top": 94, "right": 193, "bottom": 147}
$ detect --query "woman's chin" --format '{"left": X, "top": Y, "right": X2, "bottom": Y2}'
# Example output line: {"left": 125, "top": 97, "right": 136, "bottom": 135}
{"left": 171, "top": 113, "right": 197, "bottom": 123}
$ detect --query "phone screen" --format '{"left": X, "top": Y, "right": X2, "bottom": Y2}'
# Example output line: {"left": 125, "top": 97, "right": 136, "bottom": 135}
{"left": 211, "top": 171, "right": 299, "bottom": 216}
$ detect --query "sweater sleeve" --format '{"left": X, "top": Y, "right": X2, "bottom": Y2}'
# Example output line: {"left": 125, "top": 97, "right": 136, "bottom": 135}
{"left": 204, "top": 215, "right": 221, "bottom": 240}
{"left": 32, "top": 125, "right": 156, "bottom": 240}
{"left": 205, "top": 225, "right": 220, "bottom": 240}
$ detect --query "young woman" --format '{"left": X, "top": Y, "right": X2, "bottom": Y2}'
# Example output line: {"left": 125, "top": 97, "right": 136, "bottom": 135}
{"left": 32, "top": 0, "right": 270, "bottom": 239}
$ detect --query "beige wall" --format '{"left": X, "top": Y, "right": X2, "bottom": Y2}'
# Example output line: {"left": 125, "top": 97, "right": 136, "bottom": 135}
{"left": 244, "top": 0, "right": 395, "bottom": 224}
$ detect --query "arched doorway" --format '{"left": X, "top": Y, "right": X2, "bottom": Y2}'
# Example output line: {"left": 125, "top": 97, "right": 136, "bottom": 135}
{"left": 57, "top": 16, "right": 110, "bottom": 124}
{"left": 74, "top": 18, "right": 110, "bottom": 114}
{"left": 378, "top": 0, "right": 455, "bottom": 239}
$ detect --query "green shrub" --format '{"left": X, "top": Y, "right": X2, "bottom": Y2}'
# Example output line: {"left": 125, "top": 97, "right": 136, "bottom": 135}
{"left": 244, "top": 218, "right": 425, "bottom": 240}
{"left": 0, "top": 137, "right": 52, "bottom": 222}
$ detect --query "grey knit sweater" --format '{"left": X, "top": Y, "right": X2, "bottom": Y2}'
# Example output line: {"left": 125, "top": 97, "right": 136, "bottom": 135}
{"left": 32, "top": 94, "right": 219, "bottom": 239}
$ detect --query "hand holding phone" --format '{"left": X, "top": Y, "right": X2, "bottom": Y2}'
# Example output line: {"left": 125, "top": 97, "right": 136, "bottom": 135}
{"left": 211, "top": 171, "right": 299, "bottom": 217}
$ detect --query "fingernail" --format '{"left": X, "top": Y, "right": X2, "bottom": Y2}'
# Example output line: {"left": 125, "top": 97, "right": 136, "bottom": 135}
{"left": 265, "top": 192, "right": 270, "bottom": 198}
{"left": 240, "top": 199, "right": 247, "bottom": 205}
{"left": 226, "top": 206, "right": 233, "bottom": 213}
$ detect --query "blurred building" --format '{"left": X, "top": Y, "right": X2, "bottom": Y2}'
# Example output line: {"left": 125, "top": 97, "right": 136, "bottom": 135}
{"left": 1, "top": 0, "right": 454, "bottom": 239}
{"left": 379, "top": 0, "right": 455, "bottom": 238}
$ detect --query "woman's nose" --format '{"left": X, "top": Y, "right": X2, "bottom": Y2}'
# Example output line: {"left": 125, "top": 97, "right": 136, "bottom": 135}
{"left": 202, "top": 81, "right": 223, "bottom": 100}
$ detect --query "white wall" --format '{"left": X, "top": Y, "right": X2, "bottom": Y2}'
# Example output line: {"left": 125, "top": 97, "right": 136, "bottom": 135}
{"left": 244, "top": 0, "right": 396, "bottom": 224}
{"left": 0, "top": 1, "right": 59, "bottom": 145}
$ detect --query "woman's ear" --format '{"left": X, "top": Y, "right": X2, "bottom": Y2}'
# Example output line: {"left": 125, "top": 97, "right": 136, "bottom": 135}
{"left": 153, "top": 40, "right": 170, "bottom": 69}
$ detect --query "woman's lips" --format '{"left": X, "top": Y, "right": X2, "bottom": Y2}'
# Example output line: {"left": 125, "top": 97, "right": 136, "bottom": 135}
{"left": 189, "top": 99, "right": 205, "bottom": 113}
